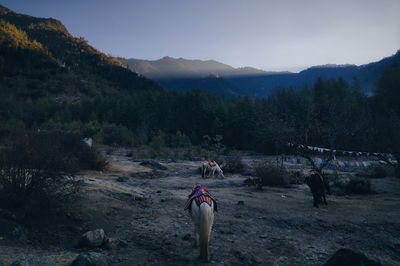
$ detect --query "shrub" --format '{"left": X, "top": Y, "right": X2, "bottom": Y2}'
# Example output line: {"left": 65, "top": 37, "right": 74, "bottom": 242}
{"left": 170, "top": 131, "right": 192, "bottom": 148}
{"left": 344, "top": 177, "right": 371, "bottom": 194}
{"left": 289, "top": 170, "right": 306, "bottom": 184}
{"left": 149, "top": 131, "right": 167, "bottom": 151}
{"left": 364, "top": 165, "right": 388, "bottom": 179}
{"left": 223, "top": 152, "right": 244, "bottom": 173}
{"left": 332, "top": 175, "right": 371, "bottom": 195}
{"left": 0, "top": 130, "right": 106, "bottom": 218}
{"left": 253, "top": 161, "right": 290, "bottom": 187}
{"left": 102, "top": 123, "right": 135, "bottom": 146}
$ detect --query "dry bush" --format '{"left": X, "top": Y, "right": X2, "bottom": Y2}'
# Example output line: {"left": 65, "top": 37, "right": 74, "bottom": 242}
{"left": 289, "top": 170, "right": 306, "bottom": 184}
{"left": 223, "top": 152, "right": 244, "bottom": 173}
{"left": 363, "top": 165, "right": 388, "bottom": 179}
{"left": 344, "top": 177, "right": 371, "bottom": 194}
{"left": 0, "top": 130, "right": 106, "bottom": 219}
{"left": 253, "top": 161, "right": 291, "bottom": 187}
{"left": 332, "top": 175, "right": 371, "bottom": 195}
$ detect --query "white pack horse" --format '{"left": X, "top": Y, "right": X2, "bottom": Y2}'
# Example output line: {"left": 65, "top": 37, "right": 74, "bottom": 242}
{"left": 191, "top": 198, "right": 214, "bottom": 261}
{"left": 201, "top": 162, "right": 224, "bottom": 178}
{"left": 184, "top": 185, "right": 216, "bottom": 262}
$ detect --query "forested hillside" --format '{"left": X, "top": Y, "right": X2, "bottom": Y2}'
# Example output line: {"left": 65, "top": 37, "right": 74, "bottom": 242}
{"left": 0, "top": 5, "right": 399, "bottom": 164}
{"left": 0, "top": 4, "right": 161, "bottom": 99}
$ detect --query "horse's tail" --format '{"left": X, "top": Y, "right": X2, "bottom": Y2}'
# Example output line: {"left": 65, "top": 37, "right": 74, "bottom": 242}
{"left": 199, "top": 202, "right": 214, "bottom": 261}
{"left": 201, "top": 164, "right": 205, "bottom": 178}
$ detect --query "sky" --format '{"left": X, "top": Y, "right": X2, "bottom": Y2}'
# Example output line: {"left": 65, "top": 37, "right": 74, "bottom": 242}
{"left": 2, "top": 0, "right": 400, "bottom": 72}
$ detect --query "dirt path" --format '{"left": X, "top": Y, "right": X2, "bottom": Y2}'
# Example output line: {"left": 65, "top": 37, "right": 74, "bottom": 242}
{"left": 1, "top": 151, "right": 400, "bottom": 265}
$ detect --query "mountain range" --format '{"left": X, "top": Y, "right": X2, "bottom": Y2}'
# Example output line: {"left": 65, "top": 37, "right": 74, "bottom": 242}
{"left": 1, "top": 4, "right": 398, "bottom": 100}
{"left": 125, "top": 51, "right": 400, "bottom": 97}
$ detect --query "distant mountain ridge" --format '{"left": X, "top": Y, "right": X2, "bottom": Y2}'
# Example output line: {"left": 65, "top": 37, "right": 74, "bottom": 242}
{"left": 125, "top": 56, "right": 272, "bottom": 79}
{"left": 126, "top": 51, "right": 400, "bottom": 97}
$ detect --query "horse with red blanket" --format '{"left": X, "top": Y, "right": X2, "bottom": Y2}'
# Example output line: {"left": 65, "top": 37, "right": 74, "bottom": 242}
{"left": 184, "top": 185, "right": 217, "bottom": 261}
{"left": 305, "top": 170, "right": 330, "bottom": 208}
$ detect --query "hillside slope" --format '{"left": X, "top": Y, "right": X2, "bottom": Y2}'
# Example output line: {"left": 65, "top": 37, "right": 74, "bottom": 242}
{"left": 0, "top": 5, "right": 161, "bottom": 99}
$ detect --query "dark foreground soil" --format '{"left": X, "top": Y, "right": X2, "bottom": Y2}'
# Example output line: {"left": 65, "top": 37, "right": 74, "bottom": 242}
{"left": 1, "top": 149, "right": 400, "bottom": 265}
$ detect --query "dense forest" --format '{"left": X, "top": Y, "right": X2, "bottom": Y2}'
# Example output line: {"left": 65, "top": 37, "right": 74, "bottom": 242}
{"left": 0, "top": 5, "right": 399, "bottom": 161}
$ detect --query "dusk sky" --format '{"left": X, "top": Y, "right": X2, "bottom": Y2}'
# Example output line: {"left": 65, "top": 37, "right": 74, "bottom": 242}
{"left": 2, "top": 0, "right": 400, "bottom": 72}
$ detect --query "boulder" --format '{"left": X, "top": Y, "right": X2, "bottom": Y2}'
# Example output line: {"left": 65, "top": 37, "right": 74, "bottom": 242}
{"left": 80, "top": 229, "right": 106, "bottom": 248}
{"left": 323, "top": 248, "right": 383, "bottom": 266}
{"left": 72, "top": 252, "right": 109, "bottom": 266}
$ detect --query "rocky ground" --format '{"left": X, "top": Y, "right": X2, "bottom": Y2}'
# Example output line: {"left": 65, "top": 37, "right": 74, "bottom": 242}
{"left": 1, "top": 149, "right": 400, "bottom": 265}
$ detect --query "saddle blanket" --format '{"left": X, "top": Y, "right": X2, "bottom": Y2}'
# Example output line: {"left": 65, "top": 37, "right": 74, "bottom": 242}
{"left": 308, "top": 170, "right": 324, "bottom": 183}
{"left": 184, "top": 185, "right": 218, "bottom": 212}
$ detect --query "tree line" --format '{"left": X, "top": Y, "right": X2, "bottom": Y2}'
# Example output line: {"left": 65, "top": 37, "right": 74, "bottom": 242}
{"left": 0, "top": 63, "right": 399, "bottom": 161}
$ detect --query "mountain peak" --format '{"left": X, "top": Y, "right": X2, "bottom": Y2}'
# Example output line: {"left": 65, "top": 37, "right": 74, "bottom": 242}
{"left": 124, "top": 56, "right": 268, "bottom": 79}
{"left": 161, "top": 56, "right": 175, "bottom": 60}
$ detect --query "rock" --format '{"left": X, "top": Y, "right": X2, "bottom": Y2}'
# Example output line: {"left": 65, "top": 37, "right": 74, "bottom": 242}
{"left": 0, "top": 218, "right": 28, "bottom": 241}
{"left": 104, "top": 237, "right": 119, "bottom": 250}
{"left": 182, "top": 233, "right": 191, "bottom": 241}
{"left": 10, "top": 257, "right": 52, "bottom": 266}
{"left": 80, "top": 229, "right": 106, "bottom": 248}
{"left": 116, "top": 176, "right": 127, "bottom": 182}
{"left": 323, "top": 248, "right": 383, "bottom": 266}
{"left": 237, "top": 200, "right": 245, "bottom": 205}
{"left": 140, "top": 160, "right": 168, "bottom": 170}
{"left": 72, "top": 252, "right": 109, "bottom": 266}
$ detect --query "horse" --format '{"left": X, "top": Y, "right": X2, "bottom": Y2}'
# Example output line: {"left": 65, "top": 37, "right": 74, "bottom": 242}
{"left": 184, "top": 185, "right": 217, "bottom": 262}
{"left": 305, "top": 170, "right": 330, "bottom": 208}
{"left": 201, "top": 161, "right": 224, "bottom": 178}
